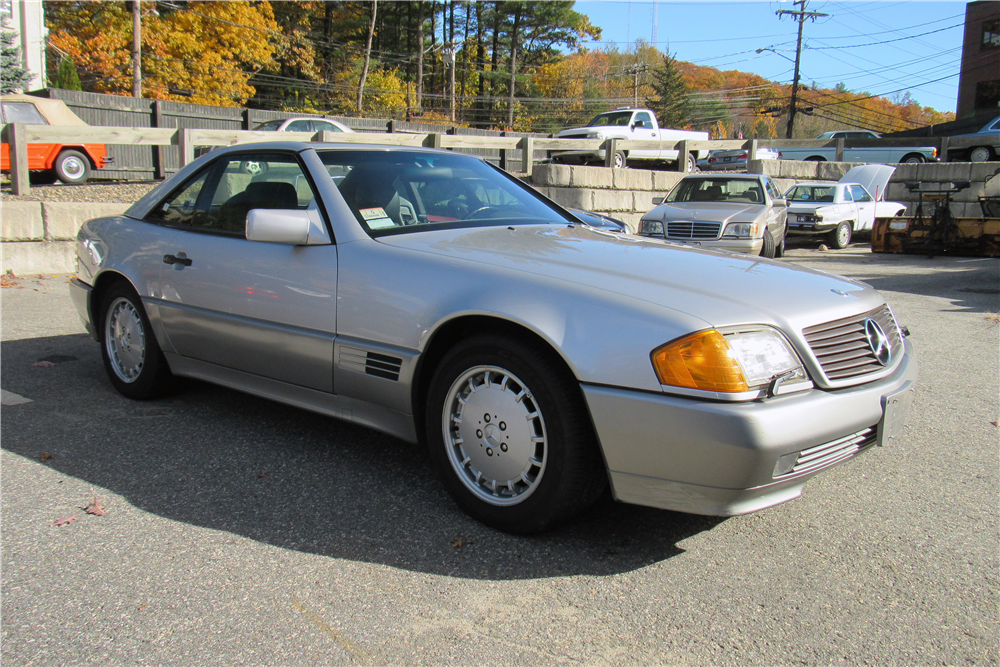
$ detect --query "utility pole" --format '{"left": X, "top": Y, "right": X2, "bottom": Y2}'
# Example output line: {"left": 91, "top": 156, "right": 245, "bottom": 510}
{"left": 776, "top": 0, "right": 827, "bottom": 138}
{"left": 445, "top": 43, "right": 456, "bottom": 121}
{"left": 130, "top": 0, "right": 141, "bottom": 98}
{"left": 624, "top": 63, "right": 649, "bottom": 108}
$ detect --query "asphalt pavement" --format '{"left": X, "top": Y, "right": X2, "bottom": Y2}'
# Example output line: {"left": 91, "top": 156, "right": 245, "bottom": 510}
{"left": 2, "top": 244, "right": 997, "bottom": 666}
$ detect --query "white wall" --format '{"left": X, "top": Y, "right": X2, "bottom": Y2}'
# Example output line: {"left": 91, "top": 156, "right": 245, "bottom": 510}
{"left": 2, "top": 0, "right": 47, "bottom": 92}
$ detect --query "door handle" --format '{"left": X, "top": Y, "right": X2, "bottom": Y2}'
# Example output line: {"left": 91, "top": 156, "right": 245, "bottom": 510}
{"left": 163, "top": 254, "right": 192, "bottom": 266}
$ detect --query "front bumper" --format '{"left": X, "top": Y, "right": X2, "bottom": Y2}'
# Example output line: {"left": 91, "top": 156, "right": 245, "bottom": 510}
{"left": 662, "top": 237, "right": 763, "bottom": 255}
{"left": 69, "top": 277, "right": 97, "bottom": 340}
{"left": 583, "top": 338, "right": 918, "bottom": 516}
{"left": 551, "top": 150, "right": 604, "bottom": 164}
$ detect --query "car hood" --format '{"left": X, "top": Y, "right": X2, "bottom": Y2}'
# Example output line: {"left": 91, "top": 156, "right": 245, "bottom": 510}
{"left": 556, "top": 126, "right": 610, "bottom": 136}
{"left": 642, "top": 201, "right": 766, "bottom": 223}
{"left": 839, "top": 164, "right": 895, "bottom": 201}
{"left": 377, "top": 225, "right": 882, "bottom": 330}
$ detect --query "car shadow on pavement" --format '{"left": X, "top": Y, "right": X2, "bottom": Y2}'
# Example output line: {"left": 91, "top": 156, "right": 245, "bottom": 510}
{"left": 783, "top": 243, "right": 999, "bottom": 313}
{"left": 1, "top": 334, "right": 725, "bottom": 581}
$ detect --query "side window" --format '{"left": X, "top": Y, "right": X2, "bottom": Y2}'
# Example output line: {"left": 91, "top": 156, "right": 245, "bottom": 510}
{"left": 314, "top": 120, "right": 343, "bottom": 133}
{"left": 851, "top": 185, "right": 872, "bottom": 202}
{"left": 634, "top": 112, "right": 652, "bottom": 127}
{"left": 2, "top": 102, "right": 48, "bottom": 125}
{"left": 147, "top": 154, "right": 316, "bottom": 234}
{"left": 286, "top": 119, "right": 312, "bottom": 132}
{"left": 146, "top": 168, "right": 213, "bottom": 227}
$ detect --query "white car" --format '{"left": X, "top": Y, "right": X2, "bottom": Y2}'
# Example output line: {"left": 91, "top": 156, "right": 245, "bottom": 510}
{"left": 785, "top": 165, "right": 907, "bottom": 248}
{"left": 253, "top": 117, "right": 354, "bottom": 134}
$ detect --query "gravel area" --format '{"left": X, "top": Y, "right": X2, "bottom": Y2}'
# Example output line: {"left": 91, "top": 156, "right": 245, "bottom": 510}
{"left": 0, "top": 180, "right": 161, "bottom": 203}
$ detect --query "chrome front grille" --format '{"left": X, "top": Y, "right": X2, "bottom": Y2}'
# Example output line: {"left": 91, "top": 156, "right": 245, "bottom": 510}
{"left": 803, "top": 305, "right": 902, "bottom": 381}
{"left": 666, "top": 221, "right": 722, "bottom": 239}
{"left": 775, "top": 426, "right": 877, "bottom": 479}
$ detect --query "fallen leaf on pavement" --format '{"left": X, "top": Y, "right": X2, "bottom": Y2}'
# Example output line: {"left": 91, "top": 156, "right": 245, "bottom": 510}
{"left": 40, "top": 452, "right": 53, "bottom": 462}
{"left": 451, "top": 538, "right": 469, "bottom": 549}
{"left": 52, "top": 514, "right": 78, "bottom": 527}
{"left": 32, "top": 361, "right": 56, "bottom": 368}
{"left": 84, "top": 497, "right": 106, "bottom": 516}
{"left": 256, "top": 469, "right": 270, "bottom": 479}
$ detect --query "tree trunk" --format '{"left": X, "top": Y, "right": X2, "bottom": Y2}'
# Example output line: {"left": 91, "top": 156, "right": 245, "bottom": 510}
{"left": 475, "top": 1, "right": 486, "bottom": 127}
{"left": 490, "top": 4, "right": 501, "bottom": 128}
{"left": 459, "top": 1, "right": 470, "bottom": 121}
{"left": 416, "top": 0, "right": 424, "bottom": 110}
{"left": 357, "top": 0, "right": 378, "bottom": 113}
{"left": 507, "top": 5, "right": 520, "bottom": 129}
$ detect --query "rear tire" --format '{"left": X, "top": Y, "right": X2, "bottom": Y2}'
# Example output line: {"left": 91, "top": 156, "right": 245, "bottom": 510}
{"left": 805, "top": 156, "right": 826, "bottom": 162}
{"left": 99, "top": 281, "right": 173, "bottom": 399}
{"left": 774, "top": 224, "right": 787, "bottom": 258}
{"left": 612, "top": 151, "right": 627, "bottom": 169}
{"left": 686, "top": 154, "right": 698, "bottom": 172}
{"left": 54, "top": 149, "right": 91, "bottom": 184}
{"left": 425, "top": 333, "right": 606, "bottom": 533}
{"left": 829, "top": 221, "right": 852, "bottom": 249}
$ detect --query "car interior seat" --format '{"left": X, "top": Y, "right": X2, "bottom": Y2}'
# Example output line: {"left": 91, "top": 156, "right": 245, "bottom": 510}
{"left": 218, "top": 181, "right": 298, "bottom": 233}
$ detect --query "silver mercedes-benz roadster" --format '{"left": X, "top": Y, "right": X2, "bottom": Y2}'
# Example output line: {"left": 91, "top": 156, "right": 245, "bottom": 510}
{"left": 70, "top": 142, "right": 917, "bottom": 533}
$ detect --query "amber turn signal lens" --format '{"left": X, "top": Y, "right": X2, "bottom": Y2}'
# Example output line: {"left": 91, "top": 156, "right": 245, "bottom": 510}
{"left": 651, "top": 330, "right": 749, "bottom": 392}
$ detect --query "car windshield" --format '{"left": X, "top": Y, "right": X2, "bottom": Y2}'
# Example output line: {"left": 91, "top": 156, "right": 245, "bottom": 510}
{"left": 787, "top": 185, "right": 836, "bottom": 202}
{"left": 586, "top": 111, "right": 633, "bottom": 127}
{"left": 666, "top": 178, "right": 765, "bottom": 204}
{"left": 253, "top": 120, "right": 283, "bottom": 131}
{"left": 320, "top": 150, "right": 571, "bottom": 236}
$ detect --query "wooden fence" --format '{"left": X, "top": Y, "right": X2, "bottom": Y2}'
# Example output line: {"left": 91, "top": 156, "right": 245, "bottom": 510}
{"left": 4, "top": 121, "right": 995, "bottom": 195}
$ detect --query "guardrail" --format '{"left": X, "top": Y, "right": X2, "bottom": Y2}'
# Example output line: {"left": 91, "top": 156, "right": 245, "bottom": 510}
{"left": 3, "top": 123, "right": 994, "bottom": 195}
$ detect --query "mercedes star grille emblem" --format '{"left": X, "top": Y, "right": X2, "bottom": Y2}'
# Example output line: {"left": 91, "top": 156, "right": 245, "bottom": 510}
{"left": 864, "top": 318, "right": 891, "bottom": 366}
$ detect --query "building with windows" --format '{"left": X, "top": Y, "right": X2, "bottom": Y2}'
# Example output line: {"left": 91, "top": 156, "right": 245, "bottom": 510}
{"left": 0, "top": 0, "right": 46, "bottom": 93}
{"left": 956, "top": 1, "right": 1000, "bottom": 118}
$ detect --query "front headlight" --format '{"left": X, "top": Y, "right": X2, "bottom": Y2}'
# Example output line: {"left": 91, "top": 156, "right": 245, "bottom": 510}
{"left": 586, "top": 132, "right": 601, "bottom": 139}
{"left": 651, "top": 328, "right": 807, "bottom": 394}
{"left": 723, "top": 221, "right": 759, "bottom": 238}
{"left": 639, "top": 219, "right": 664, "bottom": 236}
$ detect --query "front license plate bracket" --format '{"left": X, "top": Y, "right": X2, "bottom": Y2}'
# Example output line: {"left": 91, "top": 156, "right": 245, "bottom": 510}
{"left": 878, "top": 381, "right": 914, "bottom": 446}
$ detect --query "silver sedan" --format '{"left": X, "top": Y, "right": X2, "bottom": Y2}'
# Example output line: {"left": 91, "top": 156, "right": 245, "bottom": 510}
{"left": 70, "top": 142, "right": 917, "bottom": 533}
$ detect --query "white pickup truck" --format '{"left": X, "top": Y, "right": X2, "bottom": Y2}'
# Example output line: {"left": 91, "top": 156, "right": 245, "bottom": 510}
{"left": 785, "top": 164, "right": 908, "bottom": 248}
{"left": 552, "top": 108, "right": 709, "bottom": 170}
{"left": 778, "top": 130, "right": 939, "bottom": 164}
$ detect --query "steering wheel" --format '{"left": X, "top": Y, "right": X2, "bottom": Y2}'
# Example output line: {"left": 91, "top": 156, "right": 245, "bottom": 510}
{"left": 466, "top": 206, "right": 497, "bottom": 219}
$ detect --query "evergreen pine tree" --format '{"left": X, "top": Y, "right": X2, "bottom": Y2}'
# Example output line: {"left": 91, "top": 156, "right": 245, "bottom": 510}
{"left": 53, "top": 56, "right": 82, "bottom": 91}
{"left": 644, "top": 52, "right": 690, "bottom": 128}
{"left": 1, "top": 18, "right": 33, "bottom": 93}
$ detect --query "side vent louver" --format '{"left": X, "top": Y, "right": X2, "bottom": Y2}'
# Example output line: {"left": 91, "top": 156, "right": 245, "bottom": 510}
{"left": 340, "top": 346, "right": 402, "bottom": 382}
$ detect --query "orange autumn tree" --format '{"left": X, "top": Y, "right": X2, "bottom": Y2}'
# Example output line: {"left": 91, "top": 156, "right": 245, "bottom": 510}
{"left": 47, "top": 1, "right": 280, "bottom": 106}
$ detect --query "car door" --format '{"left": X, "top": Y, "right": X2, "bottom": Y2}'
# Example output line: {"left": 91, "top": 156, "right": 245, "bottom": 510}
{"left": 849, "top": 184, "right": 877, "bottom": 231}
{"left": 630, "top": 111, "right": 660, "bottom": 159}
{"left": 152, "top": 151, "right": 339, "bottom": 392}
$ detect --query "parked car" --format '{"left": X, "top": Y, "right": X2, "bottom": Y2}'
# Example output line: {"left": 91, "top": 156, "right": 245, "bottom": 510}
{"left": 785, "top": 164, "right": 908, "bottom": 249}
{"left": 778, "top": 130, "right": 938, "bottom": 164}
{"left": 702, "top": 146, "right": 781, "bottom": 171}
{"left": 0, "top": 94, "right": 112, "bottom": 184}
{"left": 946, "top": 116, "right": 1000, "bottom": 162}
{"left": 565, "top": 207, "right": 627, "bottom": 232}
{"left": 70, "top": 141, "right": 916, "bottom": 533}
{"left": 552, "top": 108, "right": 708, "bottom": 170}
{"left": 638, "top": 173, "right": 789, "bottom": 258}
{"left": 253, "top": 117, "right": 355, "bottom": 133}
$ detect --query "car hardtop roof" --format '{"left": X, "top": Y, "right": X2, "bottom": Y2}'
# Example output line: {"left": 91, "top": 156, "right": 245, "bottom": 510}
{"left": 681, "top": 173, "right": 765, "bottom": 180}
{"left": 208, "top": 141, "right": 467, "bottom": 157}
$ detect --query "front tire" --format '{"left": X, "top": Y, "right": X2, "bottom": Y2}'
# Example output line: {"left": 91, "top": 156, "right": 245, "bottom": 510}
{"left": 774, "top": 224, "right": 787, "bottom": 258}
{"left": 612, "top": 150, "right": 627, "bottom": 169}
{"left": 901, "top": 153, "right": 925, "bottom": 164}
{"left": 54, "top": 149, "right": 91, "bottom": 184}
{"left": 968, "top": 146, "right": 993, "bottom": 162}
{"left": 99, "top": 282, "right": 173, "bottom": 399}
{"left": 425, "top": 333, "right": 606, "bottom": 533}
{"left": 760, "top": 229, "right": 777, "bottom": 258}
{"left": 829, "top": 221, "right": 852, "bottom": 249}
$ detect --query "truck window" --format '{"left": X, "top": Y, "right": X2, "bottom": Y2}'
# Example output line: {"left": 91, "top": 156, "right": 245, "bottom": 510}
{"left": 634, "top": 112, "right": 653, "bottom": 127}
{"left": 587, "top": 111, "right": 633, "bottom": 127}
{"left": 1, "top": 102, "right": 48, "bottom": 125}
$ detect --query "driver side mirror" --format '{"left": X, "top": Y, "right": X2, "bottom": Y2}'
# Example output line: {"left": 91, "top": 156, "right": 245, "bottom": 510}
{"left": 632, "top": 120, "right": 646, "bottom": 129}
{"left": 247, "top": 208, "right": 325, "bottom": 245}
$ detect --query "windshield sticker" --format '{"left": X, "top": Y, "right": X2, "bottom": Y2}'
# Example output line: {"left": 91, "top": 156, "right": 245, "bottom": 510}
{"left": 366, "top": 217, "right": 396, "bottom": 229}
{"left": 360, "top": 207, "right": 388, "bottom": 221}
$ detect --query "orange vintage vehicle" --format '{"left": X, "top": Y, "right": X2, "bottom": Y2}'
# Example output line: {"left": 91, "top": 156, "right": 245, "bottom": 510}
{"left": 1, "top": 94, "right": 112, "bottom": 184}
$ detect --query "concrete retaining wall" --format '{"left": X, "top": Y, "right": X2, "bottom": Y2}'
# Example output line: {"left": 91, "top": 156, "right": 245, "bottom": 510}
{"left": 532, "top": 164, "right": 685, "bottom": 232}
{"left": 748, "top": 160, "right": 1000, "bottom": 218}
{"left": 1, "top": 202, "right": 128, "bottom": 274}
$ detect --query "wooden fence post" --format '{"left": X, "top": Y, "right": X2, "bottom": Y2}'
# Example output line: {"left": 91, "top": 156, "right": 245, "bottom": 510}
{"left": 178, "top": 128, "right": 195, "bottom": 167}
{"left": 835, "top": 138, "right": 845, "bottom": 162}
{"left": 8, "top": 123, "right": 29, "bottom": 195}
{"left": 603, "top": 138, "right": 620, "bottom": 168}
{"left": 388, "top": 119, "right": 396, "bottom": 133}
{"left": 520, "top": 136, "right": 534, "bottom": 173}
{"left": 938, "top": 136, "right": 949, "bottom": 163}
{"left": 423, "top": 133, "right": 443, "bottom": 149}
{"left": 499, "top": 131, "right": 508, "bottom": 170}
{"left": 678, "top": 140, "right": 689, "bottom": 173}
{"left": 153, "top": 100, "right": 167, "bottom": 180}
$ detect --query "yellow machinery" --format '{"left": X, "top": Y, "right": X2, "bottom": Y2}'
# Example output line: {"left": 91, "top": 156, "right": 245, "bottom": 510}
{"left": 872, "top": 179, "right": 1000, "bottom": 257}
